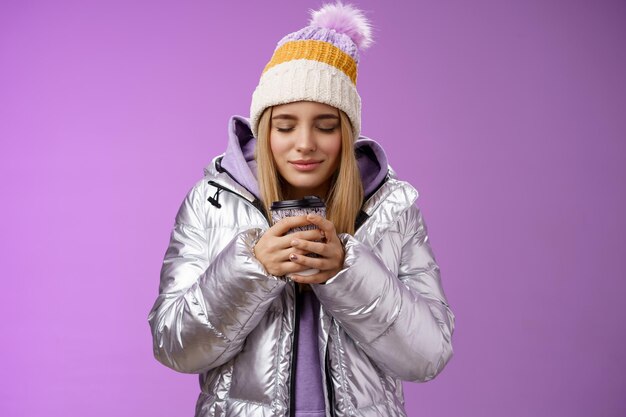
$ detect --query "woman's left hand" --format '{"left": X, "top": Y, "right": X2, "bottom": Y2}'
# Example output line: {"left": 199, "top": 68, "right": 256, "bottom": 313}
{"left": 288, "top": 213, "right": 345, "bottom": 284}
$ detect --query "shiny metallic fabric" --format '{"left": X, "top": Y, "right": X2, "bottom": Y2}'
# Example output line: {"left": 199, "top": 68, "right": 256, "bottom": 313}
{"left": 148, "top": 156, "right": 455, "bottom": 417}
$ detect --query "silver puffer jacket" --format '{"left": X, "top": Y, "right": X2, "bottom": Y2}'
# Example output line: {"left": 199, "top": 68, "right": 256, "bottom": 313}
{"left": 148, "top": 156, "right": 455, "bottom": 417}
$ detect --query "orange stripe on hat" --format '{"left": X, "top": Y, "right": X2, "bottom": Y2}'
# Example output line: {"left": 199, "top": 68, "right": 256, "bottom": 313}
{"left": 263, "top": 39, "right": 358, "bottom": 85}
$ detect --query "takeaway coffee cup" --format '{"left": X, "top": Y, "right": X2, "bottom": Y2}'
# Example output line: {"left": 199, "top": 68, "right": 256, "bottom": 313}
{"left": 270, "top": 196, "right": 326, "bottom": 278}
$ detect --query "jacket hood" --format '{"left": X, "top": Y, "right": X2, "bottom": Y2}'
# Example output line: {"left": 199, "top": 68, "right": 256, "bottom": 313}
{"left": 219, "top": 115, "right": 389, "bottom": 200}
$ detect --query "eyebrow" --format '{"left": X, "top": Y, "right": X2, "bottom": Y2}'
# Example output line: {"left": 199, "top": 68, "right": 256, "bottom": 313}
{"left": 271, "top": 114, "right": 339, "bottom": 121}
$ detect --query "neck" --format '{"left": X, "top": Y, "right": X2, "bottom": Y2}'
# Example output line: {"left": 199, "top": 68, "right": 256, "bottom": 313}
{"left": 284, "top": 183, "right": 330, "bottom": 200}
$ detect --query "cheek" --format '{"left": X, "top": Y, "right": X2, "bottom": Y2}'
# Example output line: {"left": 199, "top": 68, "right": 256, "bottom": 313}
{"left": 269, "top": 135, "right": 287, "bottom": 161}
{"left": 325, "top": 136, "right": 342, "bottom": 161}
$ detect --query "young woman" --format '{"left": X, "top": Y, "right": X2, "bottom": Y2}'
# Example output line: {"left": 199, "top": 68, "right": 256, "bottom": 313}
{"left": 148, "top": 3, "right": 455, "bottom": 417}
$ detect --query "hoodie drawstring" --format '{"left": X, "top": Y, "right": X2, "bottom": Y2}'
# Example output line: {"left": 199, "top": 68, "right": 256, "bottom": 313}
{"left": 208, "top": 185, "right": 223, "bottom": 208}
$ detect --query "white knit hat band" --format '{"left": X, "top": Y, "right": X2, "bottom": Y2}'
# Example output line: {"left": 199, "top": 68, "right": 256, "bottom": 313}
{"left": 250, "top": 59, "right": 361, "bottom": 139}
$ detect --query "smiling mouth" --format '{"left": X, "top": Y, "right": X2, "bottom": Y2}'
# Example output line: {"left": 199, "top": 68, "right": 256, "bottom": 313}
{"left": 289, "top": 161, "right": 323, "bottom": 171}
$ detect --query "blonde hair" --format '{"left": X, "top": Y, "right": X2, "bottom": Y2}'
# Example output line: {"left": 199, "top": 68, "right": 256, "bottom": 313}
{"left": 255, "top": 106, "right": 364, "bottom": 235}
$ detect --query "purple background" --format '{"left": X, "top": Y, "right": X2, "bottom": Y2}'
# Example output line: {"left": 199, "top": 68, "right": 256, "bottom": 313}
{"left": 1, "top": 1, "right": 625, "bottom": 416}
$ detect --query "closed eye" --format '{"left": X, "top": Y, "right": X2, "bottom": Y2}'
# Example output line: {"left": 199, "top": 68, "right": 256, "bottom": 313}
{"left": 274, "top": 125, "right": 338, "bottom": 133}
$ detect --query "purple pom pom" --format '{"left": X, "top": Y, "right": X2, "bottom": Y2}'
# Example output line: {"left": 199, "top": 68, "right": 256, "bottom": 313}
{"left": 309, "top": 1, "right": 373, "bottom": 50}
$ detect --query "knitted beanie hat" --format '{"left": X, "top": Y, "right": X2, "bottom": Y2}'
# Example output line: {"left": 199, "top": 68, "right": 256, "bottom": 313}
{"left": 249, "top": 1, "right": 373, "bottom": 140}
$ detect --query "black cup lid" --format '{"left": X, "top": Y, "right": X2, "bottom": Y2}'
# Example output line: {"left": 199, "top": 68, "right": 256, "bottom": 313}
{"left": 271, "top": 195, "right": 326, "bottom": 210}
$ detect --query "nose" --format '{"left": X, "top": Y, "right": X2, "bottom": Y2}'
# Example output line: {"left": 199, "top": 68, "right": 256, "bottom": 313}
{"left": 295, "top": 127, "right": 317, "bottom": 152}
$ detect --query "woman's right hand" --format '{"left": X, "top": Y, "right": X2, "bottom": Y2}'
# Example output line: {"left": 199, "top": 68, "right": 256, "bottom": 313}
{"left": 253, "top": 215, "right": 325, "bottom": 277}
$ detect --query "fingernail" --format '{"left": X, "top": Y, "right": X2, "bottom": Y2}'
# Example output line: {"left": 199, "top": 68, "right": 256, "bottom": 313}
{"left": 320, "top": 230, "right": 325, "bottom": 238}
{"left": 289, "top": 253, "right": 298, "bottom": 261}
{"left": 291, "top": 239, "right": 299, "bottom": 246}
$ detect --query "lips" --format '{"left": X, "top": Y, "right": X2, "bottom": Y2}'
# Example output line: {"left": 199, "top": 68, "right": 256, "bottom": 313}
{"left": 289, "top": 160, "right": 322, "bottom": 171}
{"left": 290, "top": 159, "right": 322, "bottom": 164}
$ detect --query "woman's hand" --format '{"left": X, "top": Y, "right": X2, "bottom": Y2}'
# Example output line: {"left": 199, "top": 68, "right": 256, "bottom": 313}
{"left": 288, "top": 213, "right": 345, "bottom": 284}
{"left": 253, "top": 215, "right": 326, "bottom": 278}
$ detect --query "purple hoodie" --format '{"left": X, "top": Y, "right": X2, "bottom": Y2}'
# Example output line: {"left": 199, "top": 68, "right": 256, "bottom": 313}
{"left": 219, "top": 115, "right": 389, "bottom": 417}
